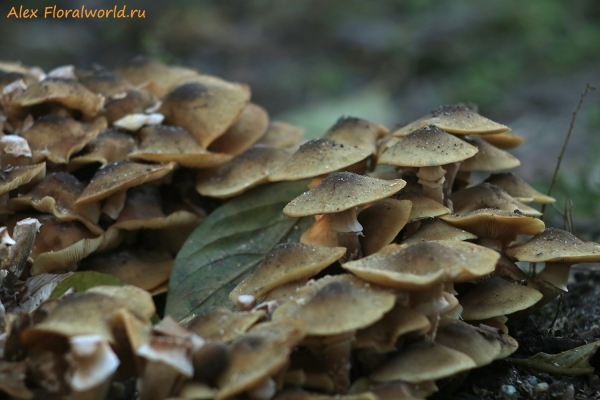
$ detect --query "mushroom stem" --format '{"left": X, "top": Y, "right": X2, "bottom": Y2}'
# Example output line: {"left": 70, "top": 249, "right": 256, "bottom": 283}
{"left": 417, "top": 166, "right": 446, "bottom": 205}
{"left": 410, "top": 283, "right": 448, "bottom": 341}
{"left": 323, "top": 331, "right": 355, "bottom": 394}
{"left": 443, "top": 162, "right": 460, "bottom": 203}
{"left": 532, "top": 262, "right": 572, "bottom": 309}
{"left": 330, "top": 208, "right": 363, "bottom": 261}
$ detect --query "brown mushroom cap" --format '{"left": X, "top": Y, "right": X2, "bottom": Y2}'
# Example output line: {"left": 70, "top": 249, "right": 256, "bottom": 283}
{"left": 358, "top": 199, "right": 412, "bottom": 256}
{"left": 113, "top": 56, "right": 199, "bottom": 97}
{"left": 402, "top": 218, "right": 477, "bottom": 245}
{"left": 74, "top": 160, "right": 176, "bottom": 206}
{"left": 392, "top": 104, "right": 510, "bottom": 138}
{"left": 440, "top": 209, "right": 545, "bottom": 244}
{"left": 268, "top": 138, "right": 372, "bottom": 182}
{"left": 395, "top": 193, "right": 451, "bottom": 222}
{"left": 272, "top": 274, "right": 396, "bottom": 336}
{"left": 80, "top": 247, "right": 173, "bottom": 292}
{"left": 196, "top": 145, "right": 291, "bottom": 198}
{"left": 8, "top": 172, "right": 102, "bottom": 234}
{"left": 68, "top": 129, "right": 137, "bottom": 171}
{"left": 354, "top": 304, "right": 430, "bottom": 353}
{"left": 458, "top": 136, "right": 520, "bottom": 172}
{"left": 434, "top": 319, "right": 501, "bottom": 367}
{"left": 379, "top": 125, "right": 478, "bottom": 167}
{"left": 186, "top": 307, "right": 266, "bottom": 343}
{"left": 21, "top": 115, "right": 107, "bottom": 164}
{"left": 460, "top": 276, "right": 543, "bottom": 320}
{"left": 20, "top": 287, "right": 154, "bottom": 346}
{"left": 208, "top": 103, "right": 270, "bottom": 156}
{"left": 370, "top": 341, "right": 476, "bottom": 383}
{"left": 229, "top": 242, "right": 346, "bottom": 302}
{"left": 300, "top": 215, "right": 340, "bottom": 248}
{"left": 323, "top": 117, "right": 388, "bottom": 155}
{"left": 256, "top": 121, "right": 305, "bottom": 149}
{"left": 128, "top": 125, "right": 233, "bottom": 169}
{"left": 77, "top": 68, "right": 134, "bottom": 98}
{"left": 481, "top": 132, "right": 525, "bottom": 149}
{"left": 484, "top": 172, "right": 556, "bottom": 204}
{"left": 342, "top": 241, "right": 498, "bottom": 290}
{"left": 283, "top": 172, "right": 406, "bottom": 217}
{"left": 506, "top": 227, "right": 600, "bottom": 263}
{"left": 0, "top": 162, "right": 46, "bottom": 196}
{"left": 215, "top": 320, "right": 306, "bottom": 400}
{"left": 8, "top": 77, "right": 105, "bottom": 117}
{"left": 158, "top": 77, "right": 251, "bottom": 148}
{"left": 450, "top": 183, "right": 543, "bottom": 217}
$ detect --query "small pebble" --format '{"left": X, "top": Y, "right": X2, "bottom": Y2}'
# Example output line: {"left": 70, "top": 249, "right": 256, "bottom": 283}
{"left": 500, "top": 384, "right": 519, "bottom": 400}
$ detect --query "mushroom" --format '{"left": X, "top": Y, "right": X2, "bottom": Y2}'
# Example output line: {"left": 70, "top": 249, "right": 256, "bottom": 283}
{"left": 322, "top": 116, "right": 388, "bottom": 158}
{"left": 186, "top": 307, "right": 266, "bottom": 344}
{"left": 459, "top": 276, "right": 543, "bottom": 321}
{"left": 209, "top": 103, "right": 270, "bottom": 156}
{"left": 449, "top": 183, "right": 543, "bottom": 217}
{"left": 357, "top": 199, "right": 412, "bottom": 256}
{"left": 506, "top": 228, "right": 600, "bottom": 308}
{"left": 268, "top": 138, "right": 373, "bottom": 184}
{"left": 196, "top": 145, "right": 291, "bottom": 198}
{"left": 215, "top": 320, "right": 307, "bottom": 400}
{"left": 256, "top": 121, "right": 305, "bottom": 149}
{"left": 0, "top": 162, "right": 46, "bottom": 196}
{"left": 1, "top": 217, "right": 40, "bottom": 289}
{"left": 481, "top": 132, "right": 525, "bottom": 149}
{"left": 8, "top": 77, "right": 105, "bottom": 118}
{"left": 379, "top": 125, "right": 478, "bottom": 204}
{"left": 401, "top": 218, "right": 477, "bottom": 245}
{"left": 484, "top": 172, "right": 556, "bottom": 204}
{"left": 433, "top": 319, "right": 501, "bottom": 367}
{"left": 21, "top": 115, "right": 107, "bottom": 164}
{"left": 76, "top": 68, "right": 133, "bottom": 98}
{"left": 230, "top": 242, "right": 346, "bottom": 302}
{"left": 68, "top": 129, "right": 137, "bottom": 171}
{"left": 369, "top": 341, "right": 476, "bottom": 384}
{"left": 283, "top": 172, "right": 405, "bottom": 261}
{"left": 158, "top": 77, "right": 251, "bottom": 148}
{"left": 458, "top": 136, "right": 521, "bottom": 173}
{"left": 128, "top": 125, "right": 233, "bottom": 169}
{"left": 392, "top": 104, "right": 510, "bottom": 138}
{"left": 272, "top": 275, "right": 396, "bottom": 393}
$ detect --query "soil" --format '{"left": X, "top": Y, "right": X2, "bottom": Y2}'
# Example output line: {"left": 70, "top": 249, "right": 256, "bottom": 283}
{"left": 434, "top": 270, "right": 600, "bottom": 400}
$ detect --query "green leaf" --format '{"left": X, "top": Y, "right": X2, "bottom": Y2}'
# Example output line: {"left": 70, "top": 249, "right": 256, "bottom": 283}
{"left": 50, "top": 271, "right": 125, "bottom": 298}
{"left": 510, "top": 340, "right": 600, "bottom": 376}
{"left": 165, "top": 181, "right": 312, "bottom": 321}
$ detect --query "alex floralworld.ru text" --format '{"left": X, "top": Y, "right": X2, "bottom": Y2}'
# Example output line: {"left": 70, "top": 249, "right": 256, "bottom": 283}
{"left": 7, "top": 5, "right": 145, "bottom": 19}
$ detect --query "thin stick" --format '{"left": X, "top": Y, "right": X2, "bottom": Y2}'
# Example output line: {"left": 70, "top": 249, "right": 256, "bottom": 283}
{"left": 541, "top": 84, "right": 596, "bottom": 219}
{"left": 546, "top": 293, "right": 563, "bottom": 336}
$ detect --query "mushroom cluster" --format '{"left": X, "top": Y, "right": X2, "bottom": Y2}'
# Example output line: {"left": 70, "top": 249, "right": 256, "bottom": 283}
{"left": 0, "top": 59, "right": 599, "bottom": 400}
{"left": 0, "top": 58, "right": 305, "bottom": 296}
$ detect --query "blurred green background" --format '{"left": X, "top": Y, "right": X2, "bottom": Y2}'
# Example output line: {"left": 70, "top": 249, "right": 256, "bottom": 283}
{"left": 2, "top": 0, "right": 599, "bottom": 238}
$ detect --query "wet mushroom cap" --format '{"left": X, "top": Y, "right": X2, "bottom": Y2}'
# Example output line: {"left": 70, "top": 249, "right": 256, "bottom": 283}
{"left": 196, "top": 145, "right": 291, "bottom": 198}
{"left": 379, "top": 125, "right": 478, "bottom": 167}
{"left": 458, "top": 136, "right": 520, "bottom": 172}
{"left": 434, "top": 319, "right": 501, "bottom": 367}
{"left": 392, "top": 104, "right": 510, "bottom": 137}
{"left": 323, "top": 116, "right": 388, "bottom": 155}
{"left": 506, "top": 227, "right": 600, "bottom": 263}
{"left": 0, "top": 162, "right": 46, "bottom": 196}
{"left": 402, "top": 218, "right": 477, "bottom": 245}
{"left": 158, "top": 77, "right": 251, "bottom": 148}
{"left": 186, "top": 307, "right": 266, "bottom": 343}
{"left": 283, "top": 172, "right": 406, "bottom": 217}
{"left": 272, "top": 274, "right": 396, "bottom": 336}
{"left": 255, "top": 121, "right": 305, "bottom": 149}
{"left": 450, "top": 183, "right": 543, "bottom": 217}
{"left": 21, "top": 115, "right": 106, "bottom": 164}
{"left": 74, "top": 160, "right": 176, "bottom": 205}
{"left": 460, "top": 276, "right": 543, "bottom": 320}
{"left": 370, "top": 341, "right": 476, "bottom": 383}
{"left": 357, "top": 198, "right": 412, "bottom": 256}
{"left": 481, "top": 132, "right": 525, "bottom": 149}
{"left": 395, "top": 193, "right": 451, "bottom": 222}
{"left": 77, "top": 68, "right": 134, "bottom": 98}
{"left": 9, "top": 77, "right": 105, "bottom": 117}
{"left": 128, "top": 125, "right": 233, "bottom": 169}
{"left": 342, "top": 240, "right": 498, "bottom": 289}
{"left": 268, "top": 138, "right": 372, "bottom": 182}
{"left": 229, "top": 242, "right": 346, "bottom": 301}
{"left": 208, "top": 103, "right": 270, "bottom": 156}
{"left": 68, "top": 129, "right": 137, "bottom": 170}
{"left": 440, "top": 209, "right": 545, "bottom": 243}
{"left": 484, "top": 172, "right": 556, "bottom": 204}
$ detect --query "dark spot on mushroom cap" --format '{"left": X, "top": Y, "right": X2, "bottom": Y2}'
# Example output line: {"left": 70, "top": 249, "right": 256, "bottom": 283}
{"left": 166, "top": 82, "right": 209, "bottom": 101}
